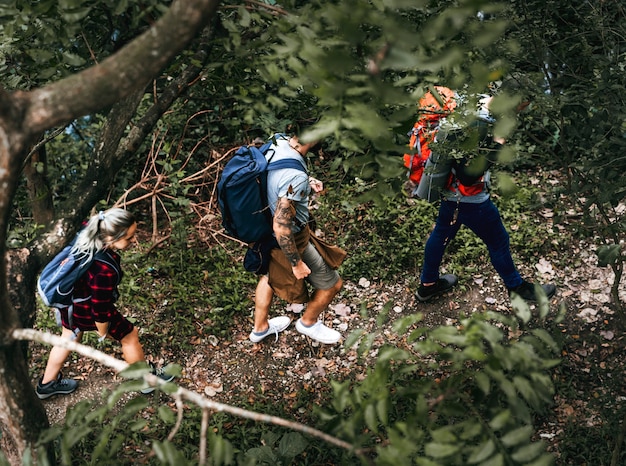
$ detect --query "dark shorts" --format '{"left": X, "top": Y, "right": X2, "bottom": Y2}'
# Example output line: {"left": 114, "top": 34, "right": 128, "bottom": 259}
{"left": 59, "top": 305, "right": 135, "bottom": 341}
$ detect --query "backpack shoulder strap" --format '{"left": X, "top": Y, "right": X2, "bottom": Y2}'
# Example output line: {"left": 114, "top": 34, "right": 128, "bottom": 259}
{"left": 267, "top": 158, "right": 308, "bottom": 174}
{"left": 93, "top": 251, "right": 122, "bottom": 285}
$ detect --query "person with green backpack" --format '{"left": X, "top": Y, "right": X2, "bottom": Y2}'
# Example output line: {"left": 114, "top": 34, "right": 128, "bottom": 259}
{"left": 410, "top": 90, "right": 557, "bottom": 303}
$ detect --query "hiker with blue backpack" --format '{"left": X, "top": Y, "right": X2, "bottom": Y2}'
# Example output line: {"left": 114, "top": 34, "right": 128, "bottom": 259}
{"left": 246, "top": 133, "right": 346, "bottom": 344}
{"left": 35, "top": 208, "right": 174, "bottom": 399}
{"left": 406, "top": 88, "right": 557, "bottom": 303}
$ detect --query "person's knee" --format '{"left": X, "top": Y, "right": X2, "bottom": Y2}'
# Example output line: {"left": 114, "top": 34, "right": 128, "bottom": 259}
{"left": 121, "top": 327, "right": 140, "bottom": 345}
{"left": 332, "top": 276, "right": 343, "bottom": 294}
{"left": 61, "top": 327, "right": 81, "bottom": 341}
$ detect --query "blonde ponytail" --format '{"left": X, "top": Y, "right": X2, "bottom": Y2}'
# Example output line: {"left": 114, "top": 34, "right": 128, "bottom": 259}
{"left": 71, "top": 208, "right": 136, "bottom": 262}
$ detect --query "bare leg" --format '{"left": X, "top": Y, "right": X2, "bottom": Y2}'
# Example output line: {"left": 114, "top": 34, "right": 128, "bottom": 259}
{"left": 120, "top": 327, "right": 146, "bottom": 364}
{"left": 41, "top": 327, "right": 82, "bottom": 384}
{"left": 253, "top": 275, "right": 274, "bottom": 333}
{"left": 300, "top": 277, "right": 343, "bottom": 326}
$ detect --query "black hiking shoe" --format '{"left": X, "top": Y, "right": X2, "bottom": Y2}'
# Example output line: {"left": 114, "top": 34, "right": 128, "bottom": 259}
{"left": 416, "top": 274, "right": 458, "bottom": 302}
{"left": 36, "top": 373, "right": 78, "bottom": 399}
{"left": 508, "top": 280, "right": 556, "bottom": 303}
{"left": 141, "top": 363, "right": 176, "bottom": 394}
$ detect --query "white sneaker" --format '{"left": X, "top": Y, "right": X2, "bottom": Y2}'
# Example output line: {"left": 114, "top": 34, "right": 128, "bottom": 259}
{"left": 249, "top": 316, "right": 292, "bottom": 343}
{"left": 295, "top": 319, "right": 341, "bottom": 344}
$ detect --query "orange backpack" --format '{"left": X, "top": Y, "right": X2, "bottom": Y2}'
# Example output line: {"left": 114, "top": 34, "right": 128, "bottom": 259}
{"left": 403, "top": 86, "right": 457, "bottom": 184}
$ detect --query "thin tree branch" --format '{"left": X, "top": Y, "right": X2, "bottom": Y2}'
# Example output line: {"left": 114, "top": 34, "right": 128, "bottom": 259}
{"left": 12, "top": 327, "right": 365, "bottom": 458}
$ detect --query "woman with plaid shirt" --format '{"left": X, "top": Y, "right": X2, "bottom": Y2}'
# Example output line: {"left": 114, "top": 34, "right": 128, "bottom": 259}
{"left": 36, "top": 208, "right": 173, "bottom": 399}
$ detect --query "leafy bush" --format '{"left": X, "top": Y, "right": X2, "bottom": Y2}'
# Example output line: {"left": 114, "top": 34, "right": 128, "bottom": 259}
{"left": 324, "top": 309, "right": 563, "bottom": 465}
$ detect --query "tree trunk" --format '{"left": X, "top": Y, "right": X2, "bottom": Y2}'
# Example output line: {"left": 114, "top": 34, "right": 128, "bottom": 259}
{"left": 0, "top": 1, "right": 221, "bottom": 462}
{"left": 24, "top": 143, "right": 55, "bottom": 226}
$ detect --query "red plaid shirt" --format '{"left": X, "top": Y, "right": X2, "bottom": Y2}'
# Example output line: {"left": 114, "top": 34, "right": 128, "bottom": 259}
{"left": 70, "top": 251, "right": 123, "bottom": 332}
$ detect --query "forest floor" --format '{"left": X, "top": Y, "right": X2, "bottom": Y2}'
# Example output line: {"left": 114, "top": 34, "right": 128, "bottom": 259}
{"left": 30, "top": 248, "right": 626, "bottom": 464}
{"left": 28, "top": 167, "right": 626, "bottom": 464}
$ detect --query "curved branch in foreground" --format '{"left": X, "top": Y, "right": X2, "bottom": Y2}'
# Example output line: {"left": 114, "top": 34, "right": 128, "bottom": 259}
{"left": 12, "top": 328, "right": 363, "bottom": 458}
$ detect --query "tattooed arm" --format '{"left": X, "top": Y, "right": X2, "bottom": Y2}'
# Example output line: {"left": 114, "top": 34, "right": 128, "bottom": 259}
{"left": 273, "top": 196, "right": 311, "bottom": 279}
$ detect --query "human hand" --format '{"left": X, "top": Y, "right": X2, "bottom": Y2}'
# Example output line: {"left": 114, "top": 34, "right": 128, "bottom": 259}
{"left": 292, "top": 260, "right": 311, "bottom": 279}
{"left": 309, "top": 177, "right": 324, "bottom": 193}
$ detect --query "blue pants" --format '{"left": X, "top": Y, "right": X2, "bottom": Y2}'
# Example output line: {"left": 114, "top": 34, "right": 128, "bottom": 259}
{"left": 420, "top": 199, "right": 523, "bottom": 288}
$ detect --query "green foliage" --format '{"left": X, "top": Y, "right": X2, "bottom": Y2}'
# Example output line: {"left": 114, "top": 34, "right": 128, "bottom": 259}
{"left": 34, "top": 380, "right": 190, "bottom": 465}
{"left": 217, "top": 0, "right": 511, "bottom": 184}
{"left": 329, "top": 311, "right": 560, "bottom": 465}
{"left": 0, "top": 0, "right": 170, "bottom": 89}
{"left": 244, "top": 431, "right": 308, "bottom": 465}
{"left": 501, "top": 0, "right": 626, "bottom": 312}
{"left": 117, "top": 218, "right": 256, "bottom": 346}
{"left": 9, "top": 0, "right": 624, "bottom": 464}
{"left": 322, "top": 187, "right": 437, "bottom": 282}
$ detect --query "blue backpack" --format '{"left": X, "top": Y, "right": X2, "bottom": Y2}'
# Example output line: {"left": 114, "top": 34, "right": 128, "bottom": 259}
{"left": 217, "top": 134, "right": 307, "bottom": 244}
{"left": 37, "top": 232, "right": 121, "bottom": 309}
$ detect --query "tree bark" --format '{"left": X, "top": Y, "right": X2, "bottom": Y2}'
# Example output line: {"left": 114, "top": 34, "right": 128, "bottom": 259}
{"left": 24, "top": 143, "right": 55, "bottom": 226}
{"left": 0, "top": 1, "right": 221, "bottom": 463}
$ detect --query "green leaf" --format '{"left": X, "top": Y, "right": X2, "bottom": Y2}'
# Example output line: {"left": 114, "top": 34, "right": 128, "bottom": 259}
{"left": 529, "top": 329, "right": 560, "bottom": 354}
{"left": 119, "top": 361, "right": 152, "bottom": 379}
{"left": 513, "top": 375, "right": 540, "bottom": 408}
{"left": 210, "top": 435, "right": 234, "bottom": 465}
{"left": 467, "top": 438, "right": 495, "bottom": 464}
{"left": 500, "top": 425, "right": 533, "bottom": 447}
{"left": 129, "top": 419, "right": 148, "bottom": 432}
{"left": 302, "top": 119, "right": 340, "bottom": 142}
{"left": 510, "top": 294, "right": 531, "bottom": 323}
{"left": 245, "top": 446, "right": 277, "bottom": 463}
{"left": 495, "top": 172, "right": 517, "bottom": 195}
{"left": 60, "top": 6, "right": 92, "bottom": 23}
{"left": 158, "top": 405, "right": 176, "bottom": 424}
{"left": 430, "top": 427, "right": 457, "bottom": 444}
{"left": 475, "top": 372, "right": 490, "bottom": 395}
{"left": 364, "top": 403, "right": 379, "bottom": 433}
{"left": 597, "top": 244, "right": 621, "bottom": 267}
{"left": 277, "top": 432, "right": 308, "bottom": 460}
{"left": 424, "top": 442, "right": 460, "bottom": 458}
{"left": 376, "top": 397, "right": 389, "bottom": 426}
{"left": 524, "top": 453, "right": 556, "bottom": 466}
{"left": 344, "top": 328, "right": 365, "bottom": 349}
{"left": 62, "top": 51, "right": 85, "bottom": 67}
{"left": 415, "top": 459, "right": 442, "bottom": 466}
{"left": 152, "top": 440, "right": 187, "bottom": 465}
{"left": 510, "top": 441, "right": 547, "bottom": 462}
{"left": 26, "top": 48, "right": 55, "bottom": 62}
{"left": 392, "top": 314, "right": 424, "bottom": 334}
{"left": 479, "top": 453, "right": 504, "bottom": 466}
{"left": 113, "top": 0, "right": 129, "bottom": 15}
{"left": 489, "top": 410, "right": 511, "bottom": 431}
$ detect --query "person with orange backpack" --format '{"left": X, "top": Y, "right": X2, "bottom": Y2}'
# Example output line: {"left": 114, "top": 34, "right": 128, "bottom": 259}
{"left": 405, "top": 88, "right": 556, "bottom": 303}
